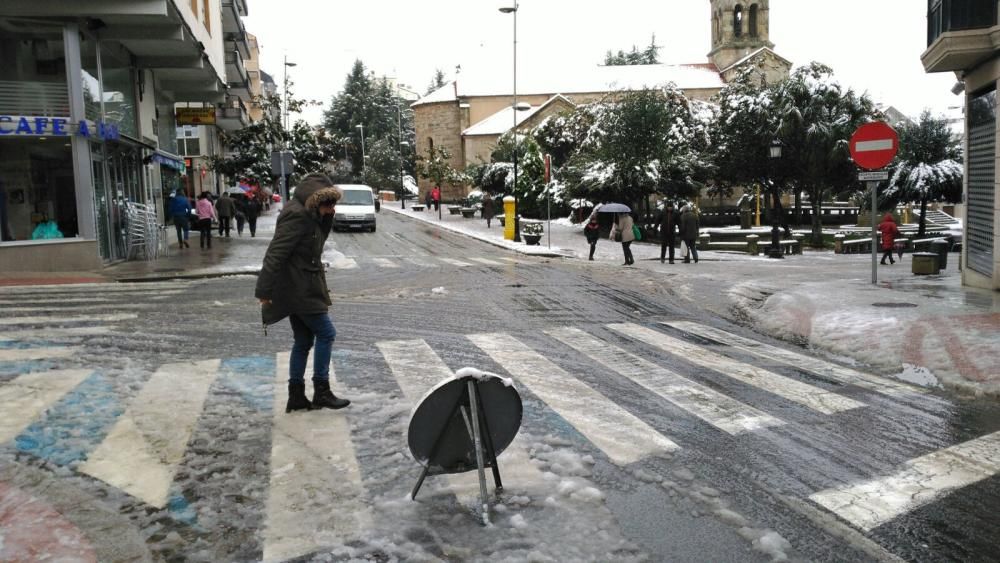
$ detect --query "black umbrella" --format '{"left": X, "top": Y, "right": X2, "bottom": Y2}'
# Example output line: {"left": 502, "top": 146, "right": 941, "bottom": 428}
{"left": 596, "top": 203, "right": 631, "bottom": 213}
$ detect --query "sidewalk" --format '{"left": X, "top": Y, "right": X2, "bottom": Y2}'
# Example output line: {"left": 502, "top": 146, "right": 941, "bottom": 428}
{"left": 386, "top": 200, "right": 1000, "bottom": 398}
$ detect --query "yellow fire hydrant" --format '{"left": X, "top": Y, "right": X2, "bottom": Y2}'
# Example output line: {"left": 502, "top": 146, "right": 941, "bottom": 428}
{"left": 503, "top": 196, "right": 516, "bottom": 241}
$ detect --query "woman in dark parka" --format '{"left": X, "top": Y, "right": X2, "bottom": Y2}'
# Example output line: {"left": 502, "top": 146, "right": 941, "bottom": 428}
{"left": 256, "top": 173, "right": 350, "bottom": 412}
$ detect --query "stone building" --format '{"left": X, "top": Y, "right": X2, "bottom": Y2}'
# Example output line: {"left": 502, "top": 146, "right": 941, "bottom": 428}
{"left": 411, "top": 0, "right": 791, "bottom": 201}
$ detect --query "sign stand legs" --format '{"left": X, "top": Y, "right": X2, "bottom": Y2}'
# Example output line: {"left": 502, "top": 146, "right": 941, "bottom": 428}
{"left": 409, "top": 377, "right": 504, "bottom": 526}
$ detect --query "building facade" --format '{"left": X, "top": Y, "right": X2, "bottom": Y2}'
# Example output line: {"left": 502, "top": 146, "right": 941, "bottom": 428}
{"left": 0, "top": 0, "right": 253, "bottom": 272}
{"left": 921, "top": 0, "right": 999, "bottom": 290}
{"left": 411, "top": 0, "right": 789, "bottom": 201}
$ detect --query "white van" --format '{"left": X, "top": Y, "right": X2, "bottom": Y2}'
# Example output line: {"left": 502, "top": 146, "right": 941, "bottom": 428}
{"left": 333, "top": 184, "right": 377, "bottom": 232}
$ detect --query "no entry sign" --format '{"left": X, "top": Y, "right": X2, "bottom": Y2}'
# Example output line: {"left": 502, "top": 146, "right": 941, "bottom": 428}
{"left": 849, "top": 121, "right": 899, "bottom": 170}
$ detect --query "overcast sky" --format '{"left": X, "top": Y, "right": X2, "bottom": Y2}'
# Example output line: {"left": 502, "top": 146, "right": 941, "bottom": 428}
{"left": 244, "top": 0, "right": 960, "bottom": 127}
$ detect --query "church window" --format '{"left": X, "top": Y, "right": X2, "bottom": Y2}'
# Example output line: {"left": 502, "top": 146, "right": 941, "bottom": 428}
{"left": 429, "top": 137, "right": 434, "bottom": 151}
{"left": 733, "top": 5, "right": 744, "bottom": 38}
{"left": 749, "top": 4, "right": 758, "bottom": 37}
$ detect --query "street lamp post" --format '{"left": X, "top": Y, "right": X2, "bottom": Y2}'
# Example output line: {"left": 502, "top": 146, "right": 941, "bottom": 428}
{"left": 281, "top": 56, "right": 297, "bottom": 201}
{"left": 767, "top": 139, "right": 784, "bottom": 259}
{"left": 398, "top": 103, "right": 408, "bottom": 209}
{"left": 355, "top": 123, "right": 365, "bottom": 182}
{"left": 500, "top": 3, "right": 522, "bottom": 242}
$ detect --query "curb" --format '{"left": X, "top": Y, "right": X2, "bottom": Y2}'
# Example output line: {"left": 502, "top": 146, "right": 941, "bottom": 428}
{"left": 381, "top": 206, "right": 573, "bottom": 258}
{"left": 114, "top": 270, "right": 261, "bottom": 283}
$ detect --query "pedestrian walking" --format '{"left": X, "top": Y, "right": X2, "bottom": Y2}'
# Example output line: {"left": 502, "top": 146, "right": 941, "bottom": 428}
{"left": 234, "top": 195, "right": 247, "bottom": 236}
{"left": 878, "top": 213, "right": 900, "bottom": 265}
{"left": 481, "top": 193, "right": 496, "bottom": 228}
{"left": 611, "top": 212, "right": 635, "bottom": 266}
{"left": 425, "top": 190, "right": 432, "bottom": 211}
{"left": 680, "top": 204, "right": 700, "bottom": 264}
{"left": 168, "top": 188, "right": 191, "bottom": 248}
{"left": 584, "top": 217, "right": 600, "bottom": 260}
{"left": 195, "top": 192, "right": 217, "bottom": 249}
{"left": 215, "top": 192, "right": 236, "bottom": 237}
{"left": 431, "top": 185, "right": 441, "bottom": 212}
{"left": 658, "top": 203, "right": 677, "bottom": 264}
{"left": 245, "top": 196, "right": 262, "bottom": 237}
{"left": 256, "top": 172, "right": 350, "bottom": 413}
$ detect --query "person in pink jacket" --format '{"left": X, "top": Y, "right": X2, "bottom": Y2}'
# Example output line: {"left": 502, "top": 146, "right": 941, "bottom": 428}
{"left": 195, "top": 192, "right": 217, "bottom": 249}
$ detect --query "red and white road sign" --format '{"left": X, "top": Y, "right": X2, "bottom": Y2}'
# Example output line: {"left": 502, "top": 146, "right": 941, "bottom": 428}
{"left": 849, "top": 121, "right": 899, "bottom": 170}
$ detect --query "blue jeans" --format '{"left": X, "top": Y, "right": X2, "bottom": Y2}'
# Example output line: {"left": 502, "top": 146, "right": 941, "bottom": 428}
{"left": 288, "top": 313, "right": 336, "bottom": 384}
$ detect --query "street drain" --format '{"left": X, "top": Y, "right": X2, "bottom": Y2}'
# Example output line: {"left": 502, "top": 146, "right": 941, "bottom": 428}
{"left": 872, "top": 302, "right": 918, "bottom": 308}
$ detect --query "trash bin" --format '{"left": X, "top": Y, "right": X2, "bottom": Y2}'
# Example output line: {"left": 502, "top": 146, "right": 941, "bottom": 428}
{"left": 912, "top": 252, "right": 940, "bottom": 275}
{"left": 930, "top": 238, "right": 949, "bottom": 270}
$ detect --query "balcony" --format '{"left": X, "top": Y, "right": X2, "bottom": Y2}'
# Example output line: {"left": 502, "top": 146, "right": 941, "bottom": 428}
{"left": 923, "top": 0, "right": 1000, "bottom": 73}
{"left": 225, "top": 49, "right": 248, "bottom": 85}
{"left": 216, "top": 97, "right": 249, "bottom": 131}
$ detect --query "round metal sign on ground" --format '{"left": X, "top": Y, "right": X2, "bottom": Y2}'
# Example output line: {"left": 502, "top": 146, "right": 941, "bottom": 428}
{"left": 407, "top": 374, "right": 522, "bottom": 474}
{"left": 849, "top": 121, "right": 899, "bottom": 170}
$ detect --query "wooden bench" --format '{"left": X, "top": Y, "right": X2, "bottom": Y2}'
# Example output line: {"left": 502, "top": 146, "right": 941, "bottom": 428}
{"left": 411, "top": 204, "right": 425, "bottom": 212}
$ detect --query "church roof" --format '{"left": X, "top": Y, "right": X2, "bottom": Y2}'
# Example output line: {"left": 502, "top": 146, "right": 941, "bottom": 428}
{"left": 462, "top": 95, "right": 575, "bottom": 136}
{"left": 415, "top": 63, "right": 725, "bottom": 107}
{"left": 717, "top": 47, "right": 792, "bottom": 74}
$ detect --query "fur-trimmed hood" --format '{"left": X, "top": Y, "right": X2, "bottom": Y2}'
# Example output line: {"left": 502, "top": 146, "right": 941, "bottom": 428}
{"left": 293, "top": 176, "right": 341, "bottom": 210}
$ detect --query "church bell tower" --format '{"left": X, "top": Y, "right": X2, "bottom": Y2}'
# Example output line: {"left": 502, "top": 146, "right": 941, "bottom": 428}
{"left": 708, "top": 0, "right": 774, "bottom": 71}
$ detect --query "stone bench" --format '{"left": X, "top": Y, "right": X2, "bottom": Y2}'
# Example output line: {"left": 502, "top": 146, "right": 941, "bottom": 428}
{"left": 411, "top": 204, "right": 425, "bottom": 212}
{"left": 696, "top": 233, "right": 801, "bottom": 255}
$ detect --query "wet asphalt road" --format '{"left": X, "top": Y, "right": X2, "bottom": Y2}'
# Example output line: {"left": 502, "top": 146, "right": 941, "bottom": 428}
{"left": 2, "top": 211, "right": 1000, "bottom": 562}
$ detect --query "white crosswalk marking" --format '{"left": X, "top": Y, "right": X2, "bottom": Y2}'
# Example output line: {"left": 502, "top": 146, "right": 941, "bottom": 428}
{"left": 377, "top": 339, "right": 549, "bottom": 494}
{"left": 547, "top": 327, "right": 783, "bottom": 435}
{"left": 0, "top": 369, "right": 92, "bottom": 443}
{"left": 439, "top": 258, "right": 473, "bottom": 267}
{"left": 404, "top": 256, "right": 434, "bottom": 268}
{"left": 468, "top": 332, "right": 679, "bottom": 465}
{"left": 609, "top": 323, "right": 865, "bottom": 415}
{"left": 0, "top": 282, "right": 192, "bottom": 295}
{"left": 810, "top": 430, "right": 1000, "bottom": 531}
{"left": 0, "top": 295, "right": 180, "bottom": 305}
{"left": 0, "top": 346, "right": 82, "bottom": 362}
{"left": 3, "top": 304, "right": 155, "bottom": 314}
{"left": 662, "top": 321, "right": 918, "bottom": 395}
{"left": 371, "top": 257, "right": 400, "bottom": 268}
{"left": 79, "top": 359, "right": 220, "bottom": 508}
{"left": 468, "top": 257, "right": 505, "bottom": 266}
{"left": 0, "top": 326, "right": 117, "bottom": 340}
{"left": 262, "top": 353, "right": 371, "bottom": 562}
{"left": 0, "top": 314, "right": 137, "bottom": 326}
{"left": 330, "top": 257, "right": 358, "bottom": 269}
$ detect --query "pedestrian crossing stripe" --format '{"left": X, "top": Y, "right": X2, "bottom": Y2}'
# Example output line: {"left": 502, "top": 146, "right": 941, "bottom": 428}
{"left": 0, "top": 327, "right": 117, "bottom": 341}
{"left": 438, "top": 258, "right": 473, "bottom": 267}
{"left": 661, "top": 321, "right": 919, "bottom": 396}
{"left": 468, "top": 257, "right": 506, "bottom": 266}
{"left": 546, "top": 327, "right": 784, "bottom": 435}
{"left": 0, "top": 314, "right": 137, "bottom": 327}
{"left": 0, "top": 369, "right": 92, "bottom": 443}
{"left": 0, "top": 295, "right": 181, "bottom": 305}
{"left": 262, "top": 352, "right": 370, "bottom": 562}
{"left": 609, "top": 323, "right": 866, "bottom": 415}
{"left": 371, "top": 257, "right": 400, "bottom": 268}
{"left": 376, "top": 339, "right": 548, "bottom": 493}
{"left": 810, "top": 430, "right": 1000, "bottom": 531}
{"left": 468, "top": 332, "right": 680, "bottom": 465}
{"left": 1, "top": 304, "right": 156, "bottom": 314}
{"left": 0, "top": 282, "right": 193, "bottom": 295}
{"left": 79, "top": 359, "right": 221, "bottom": 508}
{"left": 0, "top": 346, "right": 81, "bottom": 362}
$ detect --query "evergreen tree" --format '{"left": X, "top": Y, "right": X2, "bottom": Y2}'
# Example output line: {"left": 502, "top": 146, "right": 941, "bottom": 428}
{"left": 603, "top": 35, "right": 660, "bottom": 65}
{"left": 885, "top": 111, "right": 963, "bottom": 235}
{"left": 426, "top": 68, "right": 447, "bottom": 95}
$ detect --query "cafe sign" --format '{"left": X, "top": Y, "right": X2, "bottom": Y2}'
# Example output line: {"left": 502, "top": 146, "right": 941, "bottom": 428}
{"left": 0, "top": 115, "right": 121, "bottom": 141}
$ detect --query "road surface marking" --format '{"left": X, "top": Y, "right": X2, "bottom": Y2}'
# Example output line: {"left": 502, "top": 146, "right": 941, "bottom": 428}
{"left": 0, "top": 326, "right": 117, "bottom": 340}
{"left": 262, "top": 353, "right": 370, "bottom": 562}
{"left": 810, "top": 430, "right": 1000, "bottom": 531}
{"left": 79, "top": 359, "right": 220, "bottom": 508}
{"left": 0, "top": 282, "right": 191, "bottom": 295}
{"left": 371, "top": 257, "right": 400, "bottom": 268}
{"left": 468, "top": 332, "right": 679, "bottom": 465}
{"left": 0, "top": 314, "right": 137, "bottom": 326}
{"left": 377, "top": 339, "right": 548, "bottom": 493}
{"left": 0, "top": 295, "right": 179, "bottom": 305}
{"left": 468, "top": 257, "right": 506, "bottom": 266}
{"left": 329, "top": 257, "right": 358, "bottom": 270}
{"left": 404, "top": 257, "right": 435, "bottom": 268}
{"left": 547, "top": 327, "right": 783, "bottom": 435}
{"left": 609, "top": 323, "right": 865, "bottom": 415}
{"left": 1, "top": 304, "right": 153, "bottom": 314}
{"left": 0, "top": 346, "right": 81, "bottom": 362}
{"left": 0, "top": 369, "right": 92, "bottom": 443}
{"left": 662, "top": 321, "right": 918, "bottom": 395}
{"left": 439, "top": 258, "right": 473, "bottom": 267}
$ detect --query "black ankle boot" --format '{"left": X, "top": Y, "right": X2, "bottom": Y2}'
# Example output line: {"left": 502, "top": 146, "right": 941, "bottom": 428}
{"left": 312, "top": 381, "right": 350, "bottom": 410}
{"left": 286, "top": 382, "right": 313, "bottom": 413}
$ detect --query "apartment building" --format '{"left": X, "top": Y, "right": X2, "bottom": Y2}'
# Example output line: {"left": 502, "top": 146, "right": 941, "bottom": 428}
{"left": 922, "top": 0, "right": 1000, "bottom": 290}
{"left": 0, "top": 0, "right": 255, "bottom": 271}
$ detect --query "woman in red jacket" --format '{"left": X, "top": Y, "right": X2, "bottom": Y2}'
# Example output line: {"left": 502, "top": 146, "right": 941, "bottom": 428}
{"left": 878, "top": 213, "right": 900, "bottom": 265}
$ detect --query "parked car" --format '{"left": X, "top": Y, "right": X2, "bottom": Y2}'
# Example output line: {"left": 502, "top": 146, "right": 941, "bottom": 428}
{"left": 333, "top": 184, "right": 377, "bottom": 232}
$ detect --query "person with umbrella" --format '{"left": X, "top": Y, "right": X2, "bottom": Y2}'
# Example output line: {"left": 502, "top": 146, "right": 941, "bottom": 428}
{"left": 680, "top": 204, "right": 700, "bottom": 264}
{"left": 602, "top": 203, "right": 635, "bottom": 266}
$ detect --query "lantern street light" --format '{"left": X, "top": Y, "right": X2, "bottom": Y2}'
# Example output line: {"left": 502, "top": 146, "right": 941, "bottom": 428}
{"left": 767, "top": 139, "right": 784, "bottom": 259}
{"left": 499, "top": 3, "right": 522, "bottom": 242}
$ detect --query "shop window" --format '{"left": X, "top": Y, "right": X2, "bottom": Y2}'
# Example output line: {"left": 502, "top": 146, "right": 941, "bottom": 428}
{"left": 0, "top": 139, "right": 77, "bottom": 242}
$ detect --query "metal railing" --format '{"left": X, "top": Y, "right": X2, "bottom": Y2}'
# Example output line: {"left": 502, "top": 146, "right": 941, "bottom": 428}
{"left": 0, "top": 80, "right": 70, "bottom": 116}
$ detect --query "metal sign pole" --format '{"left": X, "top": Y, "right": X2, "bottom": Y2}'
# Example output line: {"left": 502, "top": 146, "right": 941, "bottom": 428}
{"left": 467, "top": 380, "right": 490, "bottom": 526}
{"left": 870, "top": 180, "right": 878, "bottom": 284}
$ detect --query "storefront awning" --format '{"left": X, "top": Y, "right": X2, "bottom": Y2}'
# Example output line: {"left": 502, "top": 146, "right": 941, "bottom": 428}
{"left": 150, "top": 151, "right": 186, "bottom": 172}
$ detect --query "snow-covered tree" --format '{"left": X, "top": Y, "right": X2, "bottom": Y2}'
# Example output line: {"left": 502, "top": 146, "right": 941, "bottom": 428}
{"left": 604, "top": 35, "right": 660, "bottom": 65}
{"left": 772, "top": 63, "right": 880, "bottom": 245}
{"left": 885, "top": 111, "right": 963, "bottom": 235}
{"left": 426, "top": 68, "right": 447, "bottom": 95}
{"left": 416, "top": 145, "right": 465, "bottom": 193}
